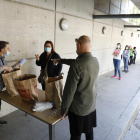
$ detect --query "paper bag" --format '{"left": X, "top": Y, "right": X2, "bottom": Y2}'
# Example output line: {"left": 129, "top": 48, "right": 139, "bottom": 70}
{"left": 2, "top": 68, "right": 21, "bottom": 97}
{"left": 45, "top": 74, "right": 63, "bottom": 108}
{"left": 14, "top": 74, "right": 38, "bottom": 103}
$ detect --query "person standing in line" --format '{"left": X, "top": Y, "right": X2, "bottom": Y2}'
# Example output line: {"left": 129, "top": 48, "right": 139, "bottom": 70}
{"left": 52, "top": 35, "right": 99, "bottom": 140}
{"left": 122, "top": 45, "right": 130, "bottom": 73}
{"left": 133, "top": 47, "right": 137, "bottom": 64}
{"left": 129, "top": 46, "right": 134, "bottom": 65}
{"left": 112, "top": 43, "right": 123, "bottom": 80}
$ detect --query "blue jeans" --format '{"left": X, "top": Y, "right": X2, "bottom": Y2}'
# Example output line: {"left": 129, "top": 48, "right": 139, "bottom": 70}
{"left": 123, "top": 57, "right": 129, "bottom": 70}
{"left": 113, "top": 59, "right": 121, "bottom": 77}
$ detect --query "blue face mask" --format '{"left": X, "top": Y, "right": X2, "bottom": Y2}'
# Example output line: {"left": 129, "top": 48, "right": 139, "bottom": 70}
{"left": 45, "top": 48, "right": 51, "bottom": 53}
{"left": 4, "top": 51, "right": 10, "bottom": 56}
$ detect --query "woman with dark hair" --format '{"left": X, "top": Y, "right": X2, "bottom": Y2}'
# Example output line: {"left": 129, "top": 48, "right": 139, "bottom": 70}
{"left": 35, "top": 40, "right": 62, "bottom": 90}
{"left": 112, "top": 43, "right": 123, "bottom": 80}
{"left": 122, "top": 45, "right": 130, "bottom": 73}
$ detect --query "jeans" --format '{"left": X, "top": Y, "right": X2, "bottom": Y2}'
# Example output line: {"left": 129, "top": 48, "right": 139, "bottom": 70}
{"left": 113, "top": 59, "right": 121, "bottom": 77}
{"left": 123, "top": 57, "right": 129, "bottom": 70}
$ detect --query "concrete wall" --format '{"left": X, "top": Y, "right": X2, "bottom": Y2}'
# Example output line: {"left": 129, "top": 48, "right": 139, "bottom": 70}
{"left": 0, "top": 0, "right": 140, "bottom": 117}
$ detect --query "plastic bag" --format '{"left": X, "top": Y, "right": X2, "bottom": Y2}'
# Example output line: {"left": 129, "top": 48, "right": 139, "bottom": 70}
{"left": 32, "top": 101, "right": 53, "bottom": 112}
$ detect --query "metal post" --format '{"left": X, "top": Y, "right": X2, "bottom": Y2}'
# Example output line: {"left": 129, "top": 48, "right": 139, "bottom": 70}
{"left": 49, "top": 124, "right": 55, "bottom": 140}
{"left": 93, "top": 14, "right": 140, "bottom": 19}
{"left": 124, "top": 25, "right": 140, "bottom": 28}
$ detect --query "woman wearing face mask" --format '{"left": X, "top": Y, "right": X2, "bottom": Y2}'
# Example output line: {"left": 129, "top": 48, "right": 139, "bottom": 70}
{"left": 122, "top": 45, "right": 130, "bottom": 73}
{"left": 0, "top": 41, "right": 20, "bottom": 125}
{"left": 35, "top": 40, "right": 62, "bottom": 91}
{"left": 112, "top": 43, "right": 123, "bottom": 80}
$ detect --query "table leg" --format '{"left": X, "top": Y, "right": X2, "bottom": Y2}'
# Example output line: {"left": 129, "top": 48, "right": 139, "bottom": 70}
{"left": 49, "top": 124, "right": 55, "bottom": 140}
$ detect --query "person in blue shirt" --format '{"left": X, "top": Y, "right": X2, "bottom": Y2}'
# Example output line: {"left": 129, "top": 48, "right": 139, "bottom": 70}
{"left": 122, "top": 45, "right": 130, "bottom": 73}
{"left": 0, "top": 41, "right": 19, "bottom": 125}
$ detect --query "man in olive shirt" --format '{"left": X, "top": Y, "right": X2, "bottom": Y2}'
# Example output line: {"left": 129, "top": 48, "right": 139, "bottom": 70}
{"left": 52, "top": 35, "right": 99, "bottom": 140}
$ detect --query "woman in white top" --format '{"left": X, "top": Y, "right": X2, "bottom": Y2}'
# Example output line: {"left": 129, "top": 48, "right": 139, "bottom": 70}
{"left": 112, "top": 43, "right": 123, "bottom": 80}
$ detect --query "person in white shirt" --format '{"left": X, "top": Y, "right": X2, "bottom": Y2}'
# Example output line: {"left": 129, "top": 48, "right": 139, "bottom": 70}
{"left": 112, "top": 43, "right": 123, "bottom": 80}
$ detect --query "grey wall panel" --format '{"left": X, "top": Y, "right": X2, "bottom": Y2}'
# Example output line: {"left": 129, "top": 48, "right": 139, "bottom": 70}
{"left": 55, "top": 13, "right": 93, "bottom": 55}
{"left": 113, "top": 19, "right": 125, "bottom": 28}
{"left": 92, "top": 22, "right": 113, "bottom": 50}
{"left": 122, "top": 29, "right": 131, "bottom": 49}
{"left": 92, "top": 49, "right": 110, "bottom": 73}
{"left": 56, "top": 0, "right": 94, "bottom": 20}
{"left": 110, "top": 4, "right": 120, "bottom": 14}
{"left": 110, "top": 26, "right": 124, "bottom": 49}
{"left": 95, "top": 0, "right": 110, "bottom": 13}
{"left": 111, "top": 0, "right": 121, "bottom": 8}
{"left": 5, "top": 0, "right": 55, "bottom": 10}
{"left": 94, "top": 10, "right": 114, "bottom": 26}
{"left": 0, "top": 1, "right": 55, "bottom": 61}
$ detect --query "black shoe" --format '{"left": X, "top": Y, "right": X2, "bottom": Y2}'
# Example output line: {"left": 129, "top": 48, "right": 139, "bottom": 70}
{"left": 0, "top": 120, "right": 7, "bottom": 125}
{"left": 122, "top": 70, "right": 126, "bottom": 72}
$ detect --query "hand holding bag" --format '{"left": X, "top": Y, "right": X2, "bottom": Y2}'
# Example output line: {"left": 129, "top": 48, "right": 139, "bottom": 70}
{"left": 38, "top": 54, "right": 52, "bottom": 84}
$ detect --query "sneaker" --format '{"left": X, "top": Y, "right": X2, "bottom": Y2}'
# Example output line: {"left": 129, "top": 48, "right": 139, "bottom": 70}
{"left": 0, "top": 120, "right": 7, "bottom": 126}
{"left": 111, "top": 76, "right": 117, "bottom": 78}
{"left": 122, "top": 70, "right": 126, "bottom": 72}
{"left": 125, "top": 70, "right": 129, "bottom": 73}
{"left": 119, "top": 77, "right": 121, "bottom": 80}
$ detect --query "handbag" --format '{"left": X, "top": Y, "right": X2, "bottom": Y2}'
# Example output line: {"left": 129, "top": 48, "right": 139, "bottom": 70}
{"left": 38, "top": 54, "right": 52, "bottom": 84}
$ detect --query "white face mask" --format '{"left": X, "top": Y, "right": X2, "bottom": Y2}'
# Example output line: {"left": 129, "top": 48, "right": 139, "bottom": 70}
{"left": 126, "top": 47, "right": 128, "bottom": 50}
{"left": 117, "top": 45, "right": 120, "bottom": 49}
{"left": 4, "top": 51, "right": 10, "bottom": 56}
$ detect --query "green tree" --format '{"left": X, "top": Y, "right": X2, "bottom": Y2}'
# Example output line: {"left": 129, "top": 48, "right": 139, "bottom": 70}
{"left": 129, "top": 6, "right": 140, "bottom": 25}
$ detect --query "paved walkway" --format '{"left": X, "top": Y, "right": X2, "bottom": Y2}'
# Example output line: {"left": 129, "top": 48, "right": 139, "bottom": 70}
{"left": 0, "top": 61, "right": 140, "bottom": 140}
{"left": 122, "top": 110, "right": 140, "bottom": 140}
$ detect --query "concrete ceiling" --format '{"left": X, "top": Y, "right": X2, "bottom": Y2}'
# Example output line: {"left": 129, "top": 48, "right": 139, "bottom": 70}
{"left": 131, "top": 0, "right": 140, "bottom": 10}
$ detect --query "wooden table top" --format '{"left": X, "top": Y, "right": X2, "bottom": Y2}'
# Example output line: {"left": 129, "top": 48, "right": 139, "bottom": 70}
{"left": 0, "top": 89, "right": 62, "bottom": 125}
